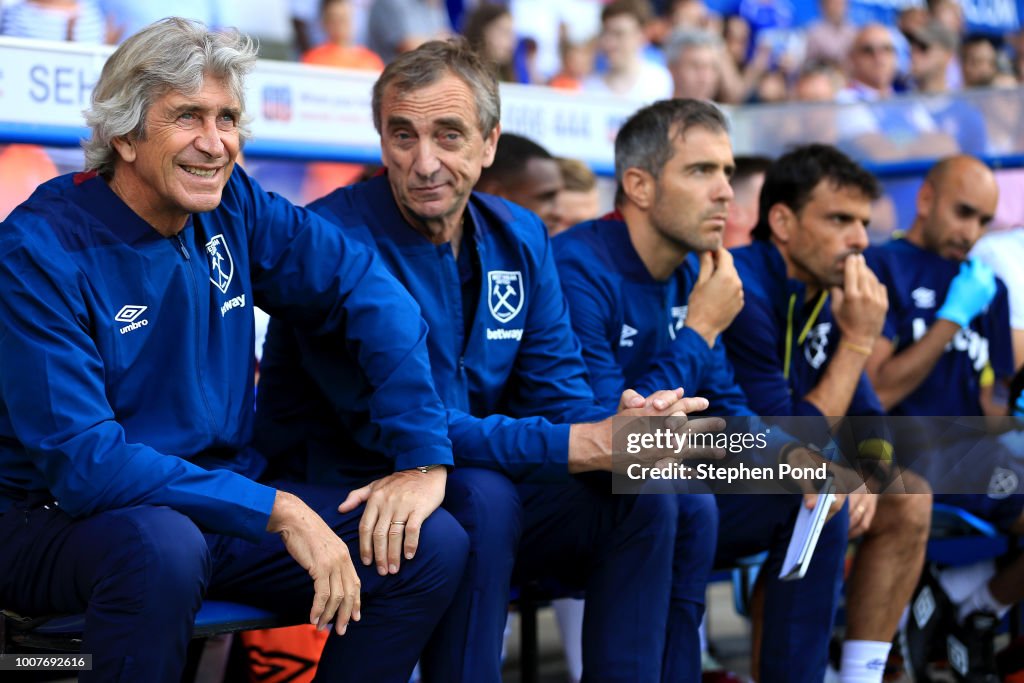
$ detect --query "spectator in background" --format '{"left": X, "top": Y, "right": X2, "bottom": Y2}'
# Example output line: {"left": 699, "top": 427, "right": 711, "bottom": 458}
{"left": 747, "top": 63, "right": 840, "bottom": 162}
{"left": 302, "top": 0, "right": 384, "bottom": 70}
{"left": 665, "top": 28, "right": 721, "bottom": 101}
{"left": 753, "top": 68, "right": 788, "bottom": 103}
{"left": 553, "top": 157, "right": 601, "bottom": 236}
{"left": 899, "top": 3, "right": 962, "bottom": 91}
{"left": 721, "top": 13, "right": 751, "bottom": 69}
{"left": 905, "top": 19, "right": 988, "bottom": 155}
{"left": 475, "top": 133, "right": 564, "bottom": 233}
{"left": 667, "top": 0, "right": 714, "bottom": 30}
{"left": 583, "top": 0, "right": 673, "bottom": 101}
{"left": 804, "top": 0, "right": 857, "bottom": 67}
{"left": 793, "top": 61, "right": 842, "bottom": 101}
{"left": 292, "top": 0, "right": 372, "bottom": 56}
{"left": 837, "top": 24, "right": 958, "bottom": 233}
{"left": 724, "top": 155, "right": 771, "bottom": 248}
{"left": 300, "top": 0, "right": 384, "bottom": 204}
{"left": 98, "top": 0, "right": 219, "bottom": 43}
{"left": 666, "top": 22, "right": 775, "bottom": 104}
{"left": 906, "top": 19, "right": 958, "bottom": 94}
{"left": 548, "top": 32, "right": 596, "bottom": 90}
{"left": 1, "top": 0, "right": 107, "bottom": 43}
{"left": 837, "top": 23, "right": 958, "bottom": 159}
{"left": 1009, "top": 28, "right": 1024, "bottom": 81}
{"left": 367, "top": 0, "right": 450, "bottom": 64}
{"left": 931, "top": 0, "right": 964, "bottom": 37}
{"left": 838, "top": 23, "right": 899, "bottom": 101}
{"left": 961, "top": 34, "right": 1000, "bottom": 88}
{"left": 462, "top": 3, "right": 518, "bottom": 82}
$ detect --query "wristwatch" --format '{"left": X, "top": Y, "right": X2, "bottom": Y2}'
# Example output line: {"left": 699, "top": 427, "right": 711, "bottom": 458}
{"left": 416, "top": 464, "right": 446, "bottom": 474}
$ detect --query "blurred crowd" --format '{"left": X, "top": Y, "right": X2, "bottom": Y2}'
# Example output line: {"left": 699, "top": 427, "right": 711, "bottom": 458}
{"left": 3, "top": 0, "right": 1022, "bottom": 105}
{"left": 3, "top": 0, "right": 1024, "bottom": 233}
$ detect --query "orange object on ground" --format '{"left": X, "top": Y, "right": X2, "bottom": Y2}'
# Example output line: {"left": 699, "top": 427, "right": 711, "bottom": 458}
{"left": 239, "top": 624, "right": 329, "bottom": 683}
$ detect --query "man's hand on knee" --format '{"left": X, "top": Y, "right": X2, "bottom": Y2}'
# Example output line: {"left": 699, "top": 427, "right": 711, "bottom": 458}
{"left": 268, "top": 490, "right": 361, "bottom": 635}
{"left": 338, "top": 467, "right": 448, "bottom": 577}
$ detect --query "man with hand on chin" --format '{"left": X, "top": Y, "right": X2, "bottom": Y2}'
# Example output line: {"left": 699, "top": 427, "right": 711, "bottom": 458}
{"left": 554, "top": 99, "right": 851, "bottom": 683}
{"left": 726, "top": 144, "right": 932, "bottom": 683}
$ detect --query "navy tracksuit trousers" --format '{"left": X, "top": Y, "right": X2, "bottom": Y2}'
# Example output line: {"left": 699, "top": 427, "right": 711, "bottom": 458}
{"left": 0, "top": 481, "right": 469, "bottom": 683}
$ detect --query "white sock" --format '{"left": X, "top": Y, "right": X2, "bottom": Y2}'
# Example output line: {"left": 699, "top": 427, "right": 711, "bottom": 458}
{"left": 958, "top": 581, "right": 1013, "bottom": 624}
{"left": 839, "top": 640, "right": 891, "bottom": 683}
{"left": 938, "top": 560, "right": 996, "bottom": 603}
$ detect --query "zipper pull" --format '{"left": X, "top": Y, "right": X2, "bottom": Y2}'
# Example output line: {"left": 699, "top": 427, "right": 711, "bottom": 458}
{"left": 175, "top": 234, "right": 190, "bottom": 260}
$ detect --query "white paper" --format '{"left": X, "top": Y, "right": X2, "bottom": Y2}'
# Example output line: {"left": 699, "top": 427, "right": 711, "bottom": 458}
{"left": 779, "top": 477, "right": 836, "bottom": 581}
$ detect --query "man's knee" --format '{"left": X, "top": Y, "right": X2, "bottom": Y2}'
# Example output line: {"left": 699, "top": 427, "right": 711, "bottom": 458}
{"left": 677, "top": 493, "right": 718, "bottom": 530}
{"left": 404, "top": 508, "right": 470, "bottom": 595}
{"left": 96, "top": 506, "right": 211, "bottom": 611}
{"left": 873, "top": 493, "right": 933, "bottom": 543}
{"left": 618, "top": 492, "right": 677, "bottom": 545}
{"left": 444, "top": 468, "right": 523, "bottom": 548}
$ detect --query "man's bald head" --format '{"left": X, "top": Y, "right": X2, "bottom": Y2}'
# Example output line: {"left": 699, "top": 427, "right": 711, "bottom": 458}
{"left": 849, "top": 23, "right": 897, "bottom": 91}
{"left": 911, "top": 155, "right": 998, "bottom": 260}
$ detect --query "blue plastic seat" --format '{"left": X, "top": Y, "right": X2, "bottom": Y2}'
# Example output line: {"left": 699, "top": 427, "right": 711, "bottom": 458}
{"left": 1, "top": 600, "right": 292, "bottom": 654}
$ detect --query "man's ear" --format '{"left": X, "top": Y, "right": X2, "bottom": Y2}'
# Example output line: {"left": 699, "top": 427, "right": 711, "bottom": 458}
{"left": 481, "top": 123, "right": 501, "bottom": 169}
{"left": 621, "top": 167, "right": 654, "bottom": 210}
{"left": 916, "top": 179, "right": 935, "bottom": 218}
{"left": 110, "top": 136, "right": 136, "bottom": 163}
{"left": 767, "top": 203, "right": 794, "bottom": 242}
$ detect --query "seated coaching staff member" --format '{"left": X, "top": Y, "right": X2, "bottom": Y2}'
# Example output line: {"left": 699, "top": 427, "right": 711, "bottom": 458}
{"left": 727, "top": 145, "right": 932, "bottom": 683}
{"left": 256, "top": 39, "right": 698, "bottom": 683}
{"left": 0, "top": 19, "right": 467, "bottom": 683}
{"left": 554, "top": 99, "right": 849, "bottom": 683}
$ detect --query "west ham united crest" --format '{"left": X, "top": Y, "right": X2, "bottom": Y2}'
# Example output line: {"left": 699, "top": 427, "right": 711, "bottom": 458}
{"left": 206, "top": 234, "right": 235, "bottom": 294}
{"left": 488, "top": 270, "right": 524, "bottom": 323}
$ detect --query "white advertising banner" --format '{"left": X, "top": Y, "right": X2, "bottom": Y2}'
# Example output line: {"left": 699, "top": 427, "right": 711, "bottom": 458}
{"left": 0, "top": 36, "right": 637, "bottom": 173}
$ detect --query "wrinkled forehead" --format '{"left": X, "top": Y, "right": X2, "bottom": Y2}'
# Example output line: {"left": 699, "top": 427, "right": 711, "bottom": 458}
{"left": 382, "top": 74, "right": 483, "bottom": 130}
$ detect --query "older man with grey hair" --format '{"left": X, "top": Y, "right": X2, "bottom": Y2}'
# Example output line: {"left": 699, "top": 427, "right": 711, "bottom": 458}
{"left": 0, "top": 18, "right": 469, "bottom": 683}
{"left": 665, "top": 28, "right": 722, "bottom": 101}
{"left": 255, "top": 38, "right": 701, "bottom": 683}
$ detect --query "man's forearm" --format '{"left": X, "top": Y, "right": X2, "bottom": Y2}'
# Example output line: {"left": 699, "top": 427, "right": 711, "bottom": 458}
{"left": 871, "top": 320, "right": 958, "bottom": 410}
{"left": 803, "top": 343, "right": 872, "bottom": 416}
{"left": 567, "top": 421, "right": 611, "bottom": 474}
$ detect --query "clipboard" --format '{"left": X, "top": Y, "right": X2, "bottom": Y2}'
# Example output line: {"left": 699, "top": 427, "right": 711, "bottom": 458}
{"left": 779, "top": 474, "right": 836, "bottom": 581}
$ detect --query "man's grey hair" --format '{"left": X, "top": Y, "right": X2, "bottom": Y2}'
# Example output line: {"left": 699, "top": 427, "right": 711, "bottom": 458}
{"left": 83, "top": 18, "right": 257, "bottom": 177}
{"left": 614, "top": 98, "right": 729, "bottom": 203}
{"left": 664, "top": 28, "right": 722, "bottom": 64}
{"left": 372, "top": 38, "right": 500, "bottom": 136}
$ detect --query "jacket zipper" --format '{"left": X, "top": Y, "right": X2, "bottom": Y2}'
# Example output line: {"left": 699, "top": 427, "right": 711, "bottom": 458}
{"left": 176, "top": 233, "right": 218, "bottom": 436}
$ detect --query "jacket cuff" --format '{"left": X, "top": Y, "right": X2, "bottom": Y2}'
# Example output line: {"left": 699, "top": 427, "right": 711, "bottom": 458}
{"left": 394, "top": 444, "right": 456, "bottom": 473}
{"left": 238, "top": 480, "right": 279, "bottom": 543}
